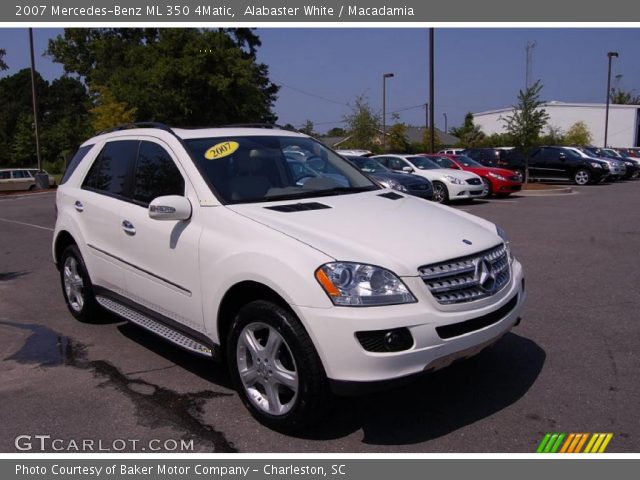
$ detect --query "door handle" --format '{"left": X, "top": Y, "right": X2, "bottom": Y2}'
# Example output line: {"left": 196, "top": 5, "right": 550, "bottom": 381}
{"left": 121, "top": 220, "right": 136, "bottom": 236}
{"left": 74, "top": 201, "right": 84, "bottom": 212}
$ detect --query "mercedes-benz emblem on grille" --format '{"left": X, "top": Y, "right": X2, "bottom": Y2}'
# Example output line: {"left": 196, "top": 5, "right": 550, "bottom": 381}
{"left": 476, "top": 258, "right": 497, "bottom": 292}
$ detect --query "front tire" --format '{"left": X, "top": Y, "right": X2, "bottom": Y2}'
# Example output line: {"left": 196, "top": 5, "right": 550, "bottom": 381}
{"left": 480, "top": 177, "right": 492, "bottom": 198}
{"left": 227, "top": 300, "right": 328, "bottom": 431}
{"left": 431, "top": 181, "right": 449, "bottom": 204}
{"left": 59, "top": 245, "right": 101, "bottom": 322}
{"left": 573, "top": 169, "right": 591, "bottom": 185}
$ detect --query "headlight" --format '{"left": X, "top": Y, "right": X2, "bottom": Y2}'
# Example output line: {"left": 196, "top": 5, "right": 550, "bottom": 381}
{"left": 590, "top": 162, "right": 602, "bottom": 169}
{"left": 315, "top": 263, "right": 416, "bottom": 306}
{"left": 443, "top": 174, "right": 465, "bottom": 185}
{"left": 488, "top": 172, "right": 506, "bottom": 181}
{"left": 496, "top": 225, "right": 513, "bottom": 263}
{"left": 625, "top": 162, "right": 633, "bottom": 167}
{"left": 380, "top": 179, "right": 407, "bottom": 192}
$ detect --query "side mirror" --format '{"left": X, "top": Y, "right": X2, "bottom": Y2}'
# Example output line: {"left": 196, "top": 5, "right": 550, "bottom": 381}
{"left": 450, "top": 165, "right": 460, "bottom": 170}
{"left": 402, "top": 166, "right": 414, "bottom": 173}
{"left": 149, "top": 195, "right": 192, "bottom": 221}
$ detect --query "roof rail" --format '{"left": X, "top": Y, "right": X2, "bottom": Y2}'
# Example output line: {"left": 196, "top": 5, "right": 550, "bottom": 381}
{"left": 97, "top": 122, "right": 176, "bottom": 136}
{"left": 217, "top": 123, "right": 291, "bottom": 130}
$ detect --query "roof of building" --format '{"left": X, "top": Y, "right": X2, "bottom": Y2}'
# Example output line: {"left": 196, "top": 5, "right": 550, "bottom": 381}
{"left": 474, "top": 101, "right": 640, "bottom": 117}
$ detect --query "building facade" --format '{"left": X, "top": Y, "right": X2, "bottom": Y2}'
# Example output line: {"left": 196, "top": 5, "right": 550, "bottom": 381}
{"left": 473, "top": 102, "right": 640, "bottom": 147}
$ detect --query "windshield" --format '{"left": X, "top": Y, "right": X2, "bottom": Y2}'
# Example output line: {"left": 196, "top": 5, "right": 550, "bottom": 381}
{"left": 185, "top": 135, "right": 377, "bottom": 204}
{"left": 407, "top": 156, "right": 440, "bottom": 170}
{"left": 350, "top": 157, "right": 390, "bottom": 174}
{"left": 454, "top": 155, "right": 483, "bottom": 168}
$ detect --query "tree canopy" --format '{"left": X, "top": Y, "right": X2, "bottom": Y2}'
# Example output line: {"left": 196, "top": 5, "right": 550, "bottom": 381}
{"left": 341, "top": 95, "right": 380, "bottom": 151}
{"left": 0, "top": 48, "right": 7, "bottom": 71}
{"left": 47, "top": 28, "right": 279, "bottom": 128}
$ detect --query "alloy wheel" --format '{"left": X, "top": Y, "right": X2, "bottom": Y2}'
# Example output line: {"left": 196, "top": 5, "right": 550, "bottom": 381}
{"left": 236, "top": 322, "right": 299, "bottom": 416}
{"left": 63, "top": 256, "right": 85, "bottom": 312}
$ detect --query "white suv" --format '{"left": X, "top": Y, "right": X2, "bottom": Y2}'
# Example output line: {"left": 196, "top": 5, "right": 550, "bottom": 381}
{"left": 53, "top": 124, "right": 526, "bottom": 431}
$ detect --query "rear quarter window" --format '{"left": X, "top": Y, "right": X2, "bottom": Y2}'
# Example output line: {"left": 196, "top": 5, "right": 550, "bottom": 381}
{"left": 61, "top": 144, "right": 94, "bottom": 185}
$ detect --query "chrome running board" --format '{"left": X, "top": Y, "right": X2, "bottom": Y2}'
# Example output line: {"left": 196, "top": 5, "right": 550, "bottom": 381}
{"left": 96, "top": 296, "right": 213, "bottom": 357}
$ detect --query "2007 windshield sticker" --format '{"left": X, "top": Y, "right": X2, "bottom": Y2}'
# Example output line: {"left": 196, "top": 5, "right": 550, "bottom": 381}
{"left": 204, "top": 141, "right": 239, "bottom": 160}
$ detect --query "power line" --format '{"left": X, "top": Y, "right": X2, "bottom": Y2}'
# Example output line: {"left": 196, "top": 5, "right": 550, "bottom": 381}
{"left": 274, "top": 80, "right": 349, "bottom": 106}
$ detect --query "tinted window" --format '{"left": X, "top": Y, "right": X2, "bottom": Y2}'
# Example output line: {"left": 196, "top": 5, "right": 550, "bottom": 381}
{"left": 61, "top": 144, "right": 94, "bottom": 185}
{"left": 430, "top": 157, "right": 455, "bottom": 168}
{"left": 0, "top": 171, "right": 10, "bottom": 179}
{"left": 133, "top": 142, "right": 185, "bottom": 205}
{"left": 83, "top": 140, "right": 138, "bottom": 197}
{"left": 13, "top": 170, "right": 31, "bottom": 179}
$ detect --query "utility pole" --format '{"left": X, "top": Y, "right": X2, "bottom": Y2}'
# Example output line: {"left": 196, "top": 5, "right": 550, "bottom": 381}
{"left": 424, "top": 103, "right": 429, "bottom": 129}
{"left": 429, "top": 28, "right": 435, "bottom": 153}
{"left": 443, "top": 113, "right": 448, "bottom": 134}
{"left": 382, "top": 73, "right": 394, "bottom": 151}
{"left": 28, "top": 28, "right": 43, "bottom": 176}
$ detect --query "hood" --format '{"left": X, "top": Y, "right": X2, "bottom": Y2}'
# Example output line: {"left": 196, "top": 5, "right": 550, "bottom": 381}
{"left": 371, "top": 171, "right": 430, "bottom": 187}
{"left": 464, "top": 166, "right": 520, "bottom": 178}
{"left": 415, "top": 168, "right": 480, "bottom": 181}
{"left": 227, "top": 190, "right": 501, "bottom": 277}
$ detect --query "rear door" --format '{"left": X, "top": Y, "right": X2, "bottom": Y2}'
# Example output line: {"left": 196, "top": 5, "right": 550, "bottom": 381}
{"left": 11, "top": 170, "right": 35, "bottom": 190}
{"left": 74, "top": 139, "right": 139, "bottom": 292}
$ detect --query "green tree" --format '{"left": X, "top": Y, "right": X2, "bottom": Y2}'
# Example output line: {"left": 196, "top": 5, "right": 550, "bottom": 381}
{"left": 450, "top": 112, "right": 486, "bottom": 147}
{"left": 421, "top": 129, "right": 442, "bottom": 152}
{"left": 47, "top": 28, "right": 279, "bottom": 128}
{"left": 326, "top": 127, "right": 347, "bottom": 137}
{"left": 0, "top": 48, "right": 7, "bottom": 70}
{"left": 502, "top": 80, "right": 549, "bottom": 182}
{"left": 89, "top": 85, "right": 137, "bottom": 132}
{"left": 538, "top": 125, "right": 564, "bottom": 146}
{"left": 387, "top": 123, "right": 410, "bottom": 153}
{"left": 342, "top": 95, "right": 380, "bottom": 151}
{"left": 299, "top": 119, "right": 317, "bottom": 137}
{"left": 610, "top": 88, "right": 640, "bottom": 105}
{"left": 563, "top": 121, "right": 592, "bottom": 146}
{"left": 11, "top": 113, "right": 36, "bottom": 167}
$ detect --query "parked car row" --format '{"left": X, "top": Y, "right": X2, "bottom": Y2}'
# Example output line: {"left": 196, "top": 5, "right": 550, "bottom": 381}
{"left": 451, "top": 146, "right": 640, "bottom": 185}
{"left": 342, "top": 153, "right": 522, "bottom": 204}
{"left": 0, "top": 168, "right": 56, "bottom": 191}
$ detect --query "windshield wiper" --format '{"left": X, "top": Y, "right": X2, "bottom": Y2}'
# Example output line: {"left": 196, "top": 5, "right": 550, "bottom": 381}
{"left": 229, "top": 185, "right": 377, "bottom": 204}
{"left": 312, "top": 185, "right": 378, "bottom": 197}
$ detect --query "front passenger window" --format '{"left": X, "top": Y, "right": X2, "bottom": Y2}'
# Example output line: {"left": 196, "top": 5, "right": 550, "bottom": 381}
{"left": 133, "top": 142, "right": 185, "bottom": 205}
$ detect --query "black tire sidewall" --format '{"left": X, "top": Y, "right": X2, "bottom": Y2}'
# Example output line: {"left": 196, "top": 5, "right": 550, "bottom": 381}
{"left": 226, "top": 300, "right": 327, "bottom": 431}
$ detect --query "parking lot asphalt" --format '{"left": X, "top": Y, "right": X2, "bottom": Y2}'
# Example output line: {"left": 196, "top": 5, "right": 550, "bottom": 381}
{"left": 0, "top": 183, "right": 638, "bottom": 453}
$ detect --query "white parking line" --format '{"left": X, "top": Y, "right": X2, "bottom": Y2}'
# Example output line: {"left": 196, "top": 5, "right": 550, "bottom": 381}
{"left": 0, "top": 217, "right": 54, "bottom": 232}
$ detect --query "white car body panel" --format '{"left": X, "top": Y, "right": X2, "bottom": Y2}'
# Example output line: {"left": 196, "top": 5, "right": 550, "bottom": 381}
{"left": 53, "top": 127, "right": 525, "bottom": 386}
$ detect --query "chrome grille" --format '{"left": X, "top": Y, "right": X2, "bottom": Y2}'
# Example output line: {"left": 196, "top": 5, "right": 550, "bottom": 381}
{"left": 419, "top": 244, "right": 511, "bottom": 304}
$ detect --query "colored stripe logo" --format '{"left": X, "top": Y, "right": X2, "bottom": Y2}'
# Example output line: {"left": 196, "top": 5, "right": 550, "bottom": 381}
{"left": 536, "top": 433, "right": 613, "bottom": 453}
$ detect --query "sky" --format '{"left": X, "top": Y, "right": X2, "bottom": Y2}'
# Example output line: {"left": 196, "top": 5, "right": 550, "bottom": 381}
{"left": 1, "top": 27, "right": 639, "bottom": 134}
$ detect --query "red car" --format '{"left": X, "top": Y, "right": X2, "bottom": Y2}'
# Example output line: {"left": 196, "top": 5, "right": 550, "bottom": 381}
{"left": 426, "top": 154, "right": 522, "bottom": 198}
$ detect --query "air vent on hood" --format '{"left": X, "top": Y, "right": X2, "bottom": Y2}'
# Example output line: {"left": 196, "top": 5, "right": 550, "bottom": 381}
{"left": 265, "top": 202, "right": 331, "bottom": 213}
{"left": 378, "top": 192, "right": 404, "bottom": 200}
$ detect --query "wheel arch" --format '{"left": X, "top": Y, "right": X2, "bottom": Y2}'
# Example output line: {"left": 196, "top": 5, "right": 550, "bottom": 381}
{"left": 53, "top": 230, "right": 78, "bottom": 268}
{"left": 217, "top": 281, "right": 297, "bottom": 356}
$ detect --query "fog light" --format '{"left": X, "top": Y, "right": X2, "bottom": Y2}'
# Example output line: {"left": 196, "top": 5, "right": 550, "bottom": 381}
{"left": 356, "top": 328, "right": 413, "bottom": 352}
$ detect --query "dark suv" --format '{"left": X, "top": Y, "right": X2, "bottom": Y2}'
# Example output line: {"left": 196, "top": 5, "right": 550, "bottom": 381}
{"left": 528, "top": 146, "right": 609, "bottom": 185}
{"left": 462, "top": 148, "right": 526, "bottom": 181}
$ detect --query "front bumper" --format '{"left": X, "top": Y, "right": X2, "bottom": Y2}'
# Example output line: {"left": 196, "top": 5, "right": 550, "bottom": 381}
{"left": 295, "top": 260, "right": 525, "bottom": 393}
{"left": 448, "top": 182, "right": 485, "bottom": 201}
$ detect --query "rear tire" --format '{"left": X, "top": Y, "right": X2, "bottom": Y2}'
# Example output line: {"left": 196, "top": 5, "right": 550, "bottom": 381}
{"left": 431, "top": 181, "right": 449, "bottom": 204}
{"left": 227, "top": 300, "right": 329, "bottom": 432}
{"left": 59, "top": 245, "right": 101, "bottom": 322}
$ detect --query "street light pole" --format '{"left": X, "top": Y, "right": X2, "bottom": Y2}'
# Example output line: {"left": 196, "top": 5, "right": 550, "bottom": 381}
{"left": 604, "top": 51, "right": 619, "bottom": 148}
{"left": 443, "top": 113, "right": 448, "bottom": 134}
{"left": 382, "top": 72, "right": 394, "bottom": 151}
